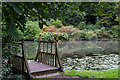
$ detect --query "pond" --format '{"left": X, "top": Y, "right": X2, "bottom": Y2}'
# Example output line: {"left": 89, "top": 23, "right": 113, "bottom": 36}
{"left": 18, "top": 40, "right": 119, "bottom": 71}
{"left": 62, "top": 54, "right": 118, "bottom": 71}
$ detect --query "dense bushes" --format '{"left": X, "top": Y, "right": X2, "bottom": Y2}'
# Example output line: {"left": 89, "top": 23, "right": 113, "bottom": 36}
{"left": 17, "top": 21, "right": 41, "bottom": 40}
{"left": 22, "top": 20, "right": 118, "bottom": 41}
{"left": 24, "top": 21, "right": 40, "bottom": 40}
{"left": 77, "top": 22, "right": 101, "bottom": 30}
{"left": 41, "top": 25, "right": 59, "bottom": 33}
{"left": 2, "top": 33, "right": 25, "bottom": 80}
{"left": 2, "top": 64, "right": 25, "bottom": 80}
{"left": 47, "top": 19, "right": 63, "bottom": 28}
{"left": 36, "top": 24, "right": 68, "bottom": 41}
{"left": 36, "top": 24, "right": 118, "bottom": 41}
{"left": 59, "top": 26, "right": 79, "bottom": 39}
{"left": 75, "top": 23, "right": 118, "bottom": 40}
{"left": 35, "top": 32, "right": 68, "bottom": 41}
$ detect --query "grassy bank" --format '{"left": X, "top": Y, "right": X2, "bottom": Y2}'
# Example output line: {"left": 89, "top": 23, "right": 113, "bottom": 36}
{"left": 62, "top": 68, "right": 118, "bottom": 78}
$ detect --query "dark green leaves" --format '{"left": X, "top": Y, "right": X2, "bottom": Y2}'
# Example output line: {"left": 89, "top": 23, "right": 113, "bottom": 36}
{"left": 8, "top": 2, "right": 23, "bottom": 15}
{"left": 99, "top": 2, "right": 109, "bottom": 8}
{"left": 7, "top": 22, "right": 19, "bottom": 39}
{"left": 97, "top": 8, "right": 103, "bottom": 15}
{"left": 39, "top": 23, "right": 43, "bottom": 29}
{"left": 3, "top": 2, "right": 118, "bottom": 40}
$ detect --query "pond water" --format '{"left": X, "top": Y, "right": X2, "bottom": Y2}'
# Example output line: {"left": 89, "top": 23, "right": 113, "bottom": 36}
{"left": 19, "top": 40, "right": 119, "bottom": 71}
{"left": 62, "top": 54, "right": 118, "bottom": 71}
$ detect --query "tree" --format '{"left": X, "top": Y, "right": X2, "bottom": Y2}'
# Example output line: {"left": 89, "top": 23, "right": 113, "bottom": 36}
{"left": 3, "top": 2, "right": 119, "bottom": 39}
{"left": 2, "top": 2, "right": 79, "bottom": 39}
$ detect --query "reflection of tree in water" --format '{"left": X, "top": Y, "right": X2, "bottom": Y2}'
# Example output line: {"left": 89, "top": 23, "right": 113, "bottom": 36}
{"left": 59, "top": 40, "right": 118, "bottom": 55}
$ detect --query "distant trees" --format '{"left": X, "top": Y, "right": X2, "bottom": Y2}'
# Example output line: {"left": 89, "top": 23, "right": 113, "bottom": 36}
{"left": 2, "top": 2, "right": 119, "bottom": 39}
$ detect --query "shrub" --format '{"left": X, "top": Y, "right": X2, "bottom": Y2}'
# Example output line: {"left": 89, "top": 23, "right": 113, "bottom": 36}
{"left": 47, "top": 19, "right": 63, "bottom": 28}
{"left": 23, "top": 21, "right": 40, "bottom": 40}
{"left": 106, "top": 30, "right": 114, "bottom": 38}
{"left": 89, "top": 33, "right": 98, "bottom": 40}
{"left": 77, "top": 23, "right": 101, "bottom": 30}
{"left": 112, "top": 25, "right": 118, "bottom": 38}
{"left": 59, "top": 26, "right": 79, "bottom": 39}
{"left": 2, "top": 65, "right": 25, "bottom": 80}
{"left": 85, "top": 31, "right": 95, "bottom": 40}
{"left": 41, "top": 25, "right": 59, "bottom": 33}
{"left": 2, "top": 34, "right": 25, "bottom": 80}
{"left": 47, "top": 26, "right": 60, "bottom": 32}
{"left": 71, "top": 30, "right": 96, "bottom": 40}
{"left": 41, "top": 25, "right": 49, "bottom": 32}
{"left": 60, "top": 26, "right": 79, "bottom": 33}
{"left": 95, "top": 27, "right": 116, "bottom": 39}
{"left": 97, "top": 27, "right": 110, "bottom": 39}
{"left": 112, "top": 25, "right": 119, "bottom": 32}
{"left": 85, "top": 24, "right": 101, "bottom": 30}
{"left": 101, "top": 27, "right": 106, "bottom": 32}
{"left": 35, "top": 32, "right": 68, "bottom": 41}
{"left": 71, "top": 31, "right": 81, "bottom": 40}
{"left": 94, "top": 29, "right": 101, "bottom": 38}
{"left": 76, "top": 22, "right": 86, "bottom": 30}
{"left": 71, "top": 30, "right": 86, "bottom": 40}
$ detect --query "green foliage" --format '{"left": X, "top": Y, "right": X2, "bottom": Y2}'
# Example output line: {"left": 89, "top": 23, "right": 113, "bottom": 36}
{"left": 112, "top": 25, "right": 119, "bottom": 38}
{"left": 59, "top": 26, "right": 79, "bottom": 39}
{"left": 2, "top": 2, "right": 119, "bottom": 41}
{"left": 71, "top": 30, "right": 86, "bottom": 40}
{"left": 35, "top": 32, "right": 68, "bottom": 41}
{"left": 23, "top": 21, "right": 40, "bottom": 40}
{"left": 41, "top": 25, "right": 59, "bottom": 33}
{"left": 86, "top": 24, "right": 101, "bottom": 30}
{"left": 2, "top": 3, "right": 26, "bottom": 39}
{"left": 62, "top": 69, "right": 118, "bottom": 78}
{"left": 2, "top": 32, "right": 23, "bottom": 80}
{"left": 76, "top": 22, "right": 86, "bottom": 30}
{"left": 89, "top": 34, "right": 98, "bottom": 41}
{"left": 2, "top": 33, "right": 19, "bottom": 58}
{"left": 112, "top": 25, "right": 119, "bottom": 32}
{"left": 47, "top": 19, "right": 63, "bottom": 28}
{"left": 101, "top": 27, "right": 105, "bottom": 32}
{"left": 2, "top": 64, "right": 25, "bottom": 80}
{"left": 77, "top": 23, "right": 101, "bottom": 30}
{"left": 71, "top": 25, "right": 118, "bottom": 40}
{"left": 63, "top": 9, "right": 85, "bottom": 26}
{"left": 3, "top": 2, "right": 119, "bottom": 40}
{"left": 71, "top": 30, "right": 97, "bottom": 40}
{"left": 8, "top": 3, "right": 23, "bottom": 15}
{"left": 3, "top": 2, "right": 79, "bottom": 39}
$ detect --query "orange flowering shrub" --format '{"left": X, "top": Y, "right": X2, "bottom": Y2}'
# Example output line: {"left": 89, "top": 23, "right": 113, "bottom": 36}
{"left": 41, "top": 25, "right": 49, "bottom": 32}
{"left": 41, "top": 25, "right": 59, "bottom": 33}
{"left": 87, "top": 31, "right": 94, "bottom": 36}
{"left": 59, "top": 26, "right": 79, "bottom": 33}
{"left": 47, "top": 26, "right": 59, "bottom": 33}
{"left": 59, "top": 26, "right": 80, "bottom": 40}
